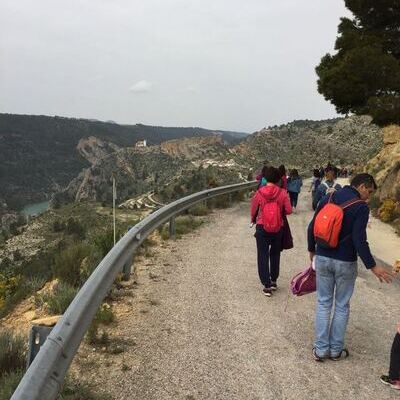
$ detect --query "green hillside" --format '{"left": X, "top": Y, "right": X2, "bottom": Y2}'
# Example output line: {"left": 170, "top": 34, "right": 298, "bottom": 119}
{"left": 0, "top": 114, "right": 247, "bottom": 209}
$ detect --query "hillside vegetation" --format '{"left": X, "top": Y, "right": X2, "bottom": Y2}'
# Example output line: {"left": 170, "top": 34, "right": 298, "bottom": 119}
{"left": 0, "top": 113, "right": 247, "bottom": 209}
{"left": 55, "top": 134, "right": 249, "bottom": 206}
{"left": 234, "top": 115, "right": 382, "bottom": 173}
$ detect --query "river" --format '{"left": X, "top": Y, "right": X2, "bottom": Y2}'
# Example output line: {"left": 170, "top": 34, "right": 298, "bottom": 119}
{"left": 21, "top": 200, "right": 50, "bottom": 217}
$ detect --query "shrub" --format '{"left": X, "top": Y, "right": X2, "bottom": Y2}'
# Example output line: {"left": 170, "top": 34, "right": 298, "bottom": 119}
{"left": 65, "top": 218, "right": 86, "bottom": 240}
{"left": 136, "top": 236, "right": 157, "bottom": 257}
{"left": 209, "top": 194, "right": 230, "bottom": 209}
{"left": 86, "top": 323, "right": 110, "bottom": 346}
{"left": 0, "top": 331, "right": 26, "bottom": 375}
{"left": 93, "top": 229, "right": 122, "bottom": 259}
{"left": 160, "top": 216, "right": 203, "bottom": 240}
{"left": 60, "top": 380, "right": 112, "bottom": 400}
{"left": 379, "top": 199, "right": 397, "bottom": 223}
{"left": 95, "top": 304, "right": 115, "bottom": 325}
{"left": 0, "top": 273, "right": 22, "bottom": 314}
{"left": 86, "top": 303, "right": 115, "bottom": 345}
{"left": 25, "top": 276, "right": 47, "bottom": 293}
{"left": 13, "top": 250, "right": 22, "bottom": 261}
{"left": 86, "top": 322, "right": 99, "bottom": 345}
{"left": 37, "top": 282, "right": 78, "bottom": 315}
{"left": 53, "top": 220, "right": 65, "bottom": 232}
{"left": 53, "top": 243, "right": 91, "bottom": 287}
{"left": 0, "top": 369, "right": 24, "bottom": 400}
{"left": 188, "top": 203, "right": 210, "bottom": 216}
{"left": 19, "top": 249, "right": 55, "bottom": 281}
{"left": 231, "top": 190, "right": 246, "bottom": 202}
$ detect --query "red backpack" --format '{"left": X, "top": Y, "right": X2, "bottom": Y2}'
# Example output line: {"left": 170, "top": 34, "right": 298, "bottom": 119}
{"left": 314, "top": 193, "right": 364, "bottom": 249}
{"left": 262, "top": 199, "right": 283, "bottom": 233}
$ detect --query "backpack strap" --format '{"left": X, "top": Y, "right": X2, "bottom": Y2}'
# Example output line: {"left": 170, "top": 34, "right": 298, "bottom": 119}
{"left": 327, "top": 192, "right": 335, "bottom": 203}
{"left": 340, "top": 198, "right": 365, "bottom": 210}
{"left": 328, "top": 193, "right": 365, "bottom": 209}
{"left": 337, "top": 198, "right": 366, "bottom": 244}
{"left": 322, "top": 182, "right": 330, "bottom": 190}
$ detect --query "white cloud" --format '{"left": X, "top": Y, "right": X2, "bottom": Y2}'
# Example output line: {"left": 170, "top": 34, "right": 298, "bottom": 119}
{"left": 183, "top": 85, "right": 197, "bottom": 93}
{"left": 129, "top": 80, "right": 153, "bottom": 93}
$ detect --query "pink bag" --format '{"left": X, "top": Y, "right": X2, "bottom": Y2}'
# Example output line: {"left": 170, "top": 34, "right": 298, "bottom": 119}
{"left": 290, "top": 264, "right": 316, "bottom": 296}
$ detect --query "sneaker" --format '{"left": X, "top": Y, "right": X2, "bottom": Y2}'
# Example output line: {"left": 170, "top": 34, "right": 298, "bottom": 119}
{"left": 262, "top": 287, "right": 272, "bottom": 297}
{"left": 312, "top": 347, "right": 325, "bottom": 362}
{"left": 330, "top": 348, "right": 349, "bottom": 361}
{"left": 380, "top": 375, "right": 400, "bottom": 390}
{"left": 270, "top": 281, "right": 277, "bottom": 291}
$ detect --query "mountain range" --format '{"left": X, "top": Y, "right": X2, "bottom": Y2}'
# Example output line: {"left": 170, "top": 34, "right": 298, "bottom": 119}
{"left": 0, "top": 113, "right": 386, "bottom": 218}
{"left": 0, "top": 113, "right": 248, "bottom": 209}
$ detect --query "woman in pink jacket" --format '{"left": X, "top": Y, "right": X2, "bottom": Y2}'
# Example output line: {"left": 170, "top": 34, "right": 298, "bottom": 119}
{"left": 251, "top": 167, "right": 292, "bottom": 296}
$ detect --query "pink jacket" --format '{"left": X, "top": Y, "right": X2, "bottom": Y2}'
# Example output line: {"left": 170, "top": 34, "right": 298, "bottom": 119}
{"left": 251, "top": 184, "right": 292, "bottom": 225}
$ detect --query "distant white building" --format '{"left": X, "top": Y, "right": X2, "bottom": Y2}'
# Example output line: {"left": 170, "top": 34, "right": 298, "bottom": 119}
{"left": 135, "top": 140, "right": 147, "bottom": 148}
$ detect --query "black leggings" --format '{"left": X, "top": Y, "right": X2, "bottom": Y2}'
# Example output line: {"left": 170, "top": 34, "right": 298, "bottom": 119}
{"left": 288, "top": 191, "right": 299, "bottom": 208}
{"left": 389, "top": 333, "right": 400, "bottom": 380}
{"left": 255, "top": 225, "right": 282, "bottom": 287}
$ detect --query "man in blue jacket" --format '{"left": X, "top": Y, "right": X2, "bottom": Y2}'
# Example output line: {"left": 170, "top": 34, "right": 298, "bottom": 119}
{"left": 307, "top": 173, "right": 393, "bottom": 361}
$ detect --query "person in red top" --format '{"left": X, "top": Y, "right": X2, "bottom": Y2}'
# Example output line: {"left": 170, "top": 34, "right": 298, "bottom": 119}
{"left": 278, "top": 164, "right": 287, "bottom": 190}
{"left": 251, "top": 166, "right": 292, "bottom": 296}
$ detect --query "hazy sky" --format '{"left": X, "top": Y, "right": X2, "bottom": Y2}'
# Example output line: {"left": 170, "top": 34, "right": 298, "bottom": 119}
{"left": 0, "top": 1, "right": 350, "bottom": 132}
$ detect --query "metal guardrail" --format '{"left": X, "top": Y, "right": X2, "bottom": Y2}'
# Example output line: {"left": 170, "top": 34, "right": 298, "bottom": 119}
{"left": 11, "top": 180, "right": 257, "bottom": 400}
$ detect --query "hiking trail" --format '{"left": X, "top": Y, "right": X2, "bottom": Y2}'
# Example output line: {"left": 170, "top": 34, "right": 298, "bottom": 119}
{"left": 81, "top": 187, "right": 400, "bottom": 400}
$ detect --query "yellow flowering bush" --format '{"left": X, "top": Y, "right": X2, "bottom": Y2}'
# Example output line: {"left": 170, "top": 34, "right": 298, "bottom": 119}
{"left": 0, "top": 273, "right": 21, "bottom": 311}
{"left": 379, "top": 199, "right": 397, "bottom": 223}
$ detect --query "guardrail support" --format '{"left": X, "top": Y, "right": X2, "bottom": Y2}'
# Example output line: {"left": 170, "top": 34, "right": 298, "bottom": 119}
{"left": 122, "top": 257, "right": 133, "bottom": 281}
{"left": 27, "top": 325, "right": 53, "bottom": 368}
{"left": 169, "top": 216, "right": 176, "bottom": 238}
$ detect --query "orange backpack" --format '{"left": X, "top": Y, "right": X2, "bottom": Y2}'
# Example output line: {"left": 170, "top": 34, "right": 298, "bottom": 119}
{"left": 313, "top": 194, "right": 364, "bottom": 249}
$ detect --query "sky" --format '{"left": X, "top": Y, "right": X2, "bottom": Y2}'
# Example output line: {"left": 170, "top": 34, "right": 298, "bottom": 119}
{"left": 0, "top": 1, "right": 350, "bottom": 133}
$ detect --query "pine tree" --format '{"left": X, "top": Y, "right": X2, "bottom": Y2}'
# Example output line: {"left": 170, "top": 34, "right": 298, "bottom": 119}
{"left": 316, "top": 0, "right": 400, "bottom": 125}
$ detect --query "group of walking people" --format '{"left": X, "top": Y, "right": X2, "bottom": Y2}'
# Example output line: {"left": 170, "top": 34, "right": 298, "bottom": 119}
{"left": 251, "top": 165, "right": 400, "bottom": 390}
{"left": 256, "top": 165, "right": 303, "bottom": 212}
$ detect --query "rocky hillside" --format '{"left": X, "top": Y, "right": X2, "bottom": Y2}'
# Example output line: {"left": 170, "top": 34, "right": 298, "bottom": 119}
{"left": 366, "top": 125, "right": 400, "bottom": 201}
{"left": 1, "top": 113, "right": 386, "bottom": 225}
{"left": 55, "top": 135, "right": 249, "bottom": 205}
{"left": 53, "top": 115, "right": 386, "bottom": 208}
{"left": 0, "top": 113, "right": 248, "bottom": 210}
{"left": 365, "top": 125, "right": 400, "bottom": 230}
{"left": 234, "top": 115, "right": 383, "bottom": 173}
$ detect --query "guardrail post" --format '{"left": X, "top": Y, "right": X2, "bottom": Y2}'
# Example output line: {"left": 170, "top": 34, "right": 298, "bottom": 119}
{"left": 27, "top": 325, "right": 53, "bottom": 368}
{"left": 122, "top": 257, "right": 133, "bottom": 281}
{"left": 169, "top": 216, "right": 176, "bottom": 238}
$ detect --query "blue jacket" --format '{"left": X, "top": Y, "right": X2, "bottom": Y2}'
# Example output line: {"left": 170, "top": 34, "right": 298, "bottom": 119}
{"left": 307, "top": 185, "right": 375, "bottom": 269}
{"left": 287, "top": 177, "right": 302, "bottom": 193}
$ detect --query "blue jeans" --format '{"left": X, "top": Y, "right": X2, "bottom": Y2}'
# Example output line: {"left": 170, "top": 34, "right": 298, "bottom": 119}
{"left": 314, "top": 255, "right": 357, "bottom": 357}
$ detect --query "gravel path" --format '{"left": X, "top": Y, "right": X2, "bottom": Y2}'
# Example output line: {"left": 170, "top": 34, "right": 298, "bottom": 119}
{"left": 94, "top": 190, "right": 400, "bottom": 400}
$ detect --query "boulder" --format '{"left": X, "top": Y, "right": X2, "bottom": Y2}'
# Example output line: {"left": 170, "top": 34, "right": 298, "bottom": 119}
{"left": 31, "top": 315, "right": 61, "bottom": 327}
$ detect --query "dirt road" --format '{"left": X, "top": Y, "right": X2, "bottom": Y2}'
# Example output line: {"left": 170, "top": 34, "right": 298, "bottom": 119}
{"left": 91, "top": 189, "right": 400, "bottom": 400}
